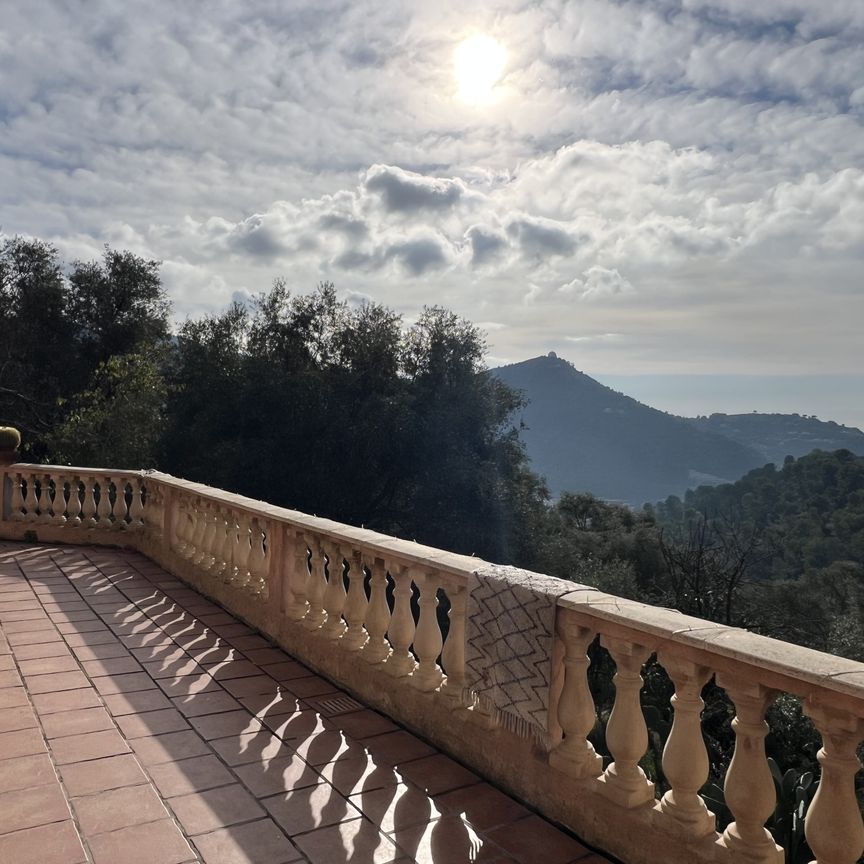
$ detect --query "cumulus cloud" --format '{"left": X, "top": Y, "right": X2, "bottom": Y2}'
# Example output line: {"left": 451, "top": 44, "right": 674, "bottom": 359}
{"left": 364, "top": 165, "right": 465, "bottom": 213}
{"left": 560, "top": 267, "right": 634, "bottom": 300}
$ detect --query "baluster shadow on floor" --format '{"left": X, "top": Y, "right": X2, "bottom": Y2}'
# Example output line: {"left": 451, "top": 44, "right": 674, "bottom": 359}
{"left": 0, "top": 541, "right": 613, "bottom": 864}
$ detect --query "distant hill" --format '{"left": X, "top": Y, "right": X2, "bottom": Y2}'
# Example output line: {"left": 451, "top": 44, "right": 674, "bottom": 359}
{"left": 687, "top": 413, "right": 864, "bottom": 465}
{"left": 493, "top": 354, "right": 764, "bottom": 505}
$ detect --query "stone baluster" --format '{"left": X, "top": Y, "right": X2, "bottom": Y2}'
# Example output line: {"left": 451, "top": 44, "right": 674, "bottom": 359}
{"left": 9, "top": 472, "right": 24, "bottom": 520}
{"left": 111, "top": 479, "right": 128, "bottom": 528}
{"left": 321, "top": 540, "right": 348, "bottom": 638}
{"left": 233, "top": 512, "right": 252, "bottom": 588}
{"left": 128, "top": 478, "right": 145, "bottom": 526}
{"left": 657, "top": 652, "right": 715, "bottom": 838}
{"left": 412, "top": 569, "right": 443, "bottom": 691}
{"left": 23, "top": 473, "right": 38, "bottom": 521}
{"left": 303, "top": 537, "right": 327, "bottom": 630}
{"left": 385, "top": 562, "right": 417, "bottom": 678}
{"left": 174, "top": 501, "right": 190, "bottom": 556}
{"left": 191, "top": 501, "right": 210, "bottom": 565}
{"left": 802, "top": 701, "right": 864, "bottom": 864}
{"left": 96, "top": 477, "right": 112, "bottom": 526}
{"left": 439, "top": 581, "right": 468, "bottom": 705}
{"left": 549, "top": 620, "right": 603, "bottom": 778}
{"left": 342, "top": 550, "right": 369, "bottom": 650}
{"left": 716, "top": 677, "right": 783, "bottom": 864}
{"left": 50, "top": 475, "right": 67, "bottom": 525}
{"left": 66, "top": 477, "right": 82, "bottom": 526}
{"left": 247, "top": 517, "right": 268, "bottom": 594}
{"left": 37, "top": 473, "right": 52, "bottom": 523}
{"left": 284, "top": 532, "right": 310, "bottom": 620}
{"left": 212, "top": 508, "right": 231, "bottom": 579}
{"left": 362, "top": 556, "right": 391, "bottom": 663}
{"left": 82, "top": 477, "right": 97, "bottom": 526}
{"left": 193, "top": 504, "right": 212, "bottom": 566}
{"left": 599, "top": 636, "right": 655, "bottom": 808}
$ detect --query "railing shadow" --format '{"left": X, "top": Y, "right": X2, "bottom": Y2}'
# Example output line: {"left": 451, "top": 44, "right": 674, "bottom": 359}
{"left": 0, "top": 541, "right": 537, "bottom": 864}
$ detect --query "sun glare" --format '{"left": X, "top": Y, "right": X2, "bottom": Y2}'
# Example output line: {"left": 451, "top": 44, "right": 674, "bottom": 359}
{"left": 454, "top": 34, "right": 506, "bottom": 104}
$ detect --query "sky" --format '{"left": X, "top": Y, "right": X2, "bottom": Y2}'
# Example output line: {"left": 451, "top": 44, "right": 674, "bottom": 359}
{"left": 2, "top": 0, "right": 863, "bottom": 427}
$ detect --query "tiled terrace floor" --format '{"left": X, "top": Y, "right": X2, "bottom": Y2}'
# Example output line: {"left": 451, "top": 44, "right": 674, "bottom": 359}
{"left": 0, "top": 541, "right": 614, "bottom": 864}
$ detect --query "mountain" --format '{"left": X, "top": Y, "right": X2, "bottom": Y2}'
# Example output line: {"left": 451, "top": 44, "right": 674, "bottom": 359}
{"left": 493, "top": 354, "right": 764, "bottom": 505}
{"left": 687, "top": 412, "right": 864, "bottom": 465}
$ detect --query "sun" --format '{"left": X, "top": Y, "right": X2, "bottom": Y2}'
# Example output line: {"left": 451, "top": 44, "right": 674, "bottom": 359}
{"left": 454, "top": 34, "right": 506, "bottom": 104}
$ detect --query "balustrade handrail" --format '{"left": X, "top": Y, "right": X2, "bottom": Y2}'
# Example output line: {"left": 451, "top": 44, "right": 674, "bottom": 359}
{"left": 2, "top": 460, "right": 863, "bottom": 864}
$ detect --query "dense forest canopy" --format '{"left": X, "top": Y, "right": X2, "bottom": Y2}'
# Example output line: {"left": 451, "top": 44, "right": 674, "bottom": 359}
{"left": 3, "top": 235, "right": 862, "bottom": 663}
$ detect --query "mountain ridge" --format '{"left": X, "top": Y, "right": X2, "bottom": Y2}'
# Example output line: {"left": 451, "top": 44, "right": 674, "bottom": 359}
{"left": 492, "top": 354, "right": 864, "bottom": 506}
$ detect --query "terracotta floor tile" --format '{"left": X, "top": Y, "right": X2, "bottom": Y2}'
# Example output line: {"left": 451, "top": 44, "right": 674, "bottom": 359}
{"left": 172, "top": 691, "right": 241, "bottom": 717}
{"left": 363, "top": 731, "right": 437, "bottom": 767}
{"left": 193, "top": 818, "right": 302, "bottom": 864}
{"left": 243, "top": 647, "right": 290, "bottom": 666}
{"left": 392, "top": 815, "right": 507, "bottom": 864}
{"left": 103, "top": 689, "right": 173, "bottom": 716}
{"left": 157, "top": 673, "right": 222, "bottom": 698}
{"left": 57, "top": 620, "right": 111, "bottom": 634}
{"left": 142, "top": 657, "right": 205, "bottom": 679}
{"left": 87, "top": 818, "right": 195, "bottom": 864}
{"left": 0, "top": 655, "right": 14, "bottom": 670}
{"left": 233, "top": 753, "right": 321, "bottom": 798}
{"left": 189, "top": 644, "right": 243, "bottom": 665}
{"left": 41, "top": 706, "right": 115, "bottom": 739}
{"left": 9, "top": 641, "right": 71, "bottom": 661}
{"left": 169, "top": 782, "right": 265, "bottom": 834}
{"left": 189, "top": 709, "right": 263, "bottom": 740}
{"left": 63, "top": 631, "right": 120, "bottom": 647}
{"left": 70, "top": 641, "right": 131, "bottom": 661}
{"left": 434, "top": 784, "right": 530, "bottom": 831}
{"left": 131, "top": 730, "right": 211, "bottom": 766}
{"left": 281, "top": 675, "right": 341, "bottom": 698}
{"left": 350, "top": 783, "right": 443, "bottom": 833}
{"left": 3, "top": 617, "right": 57, "bottom": 632}
{"left": 263, "top": 781, "right": 362, "bottom": 835}
{"left": 0, "top": 819, "right": 87, "bottom": 864}
{"left": 148, "top": 753, "right": 235, "bottom": 797}
{"left": 484, "top": 815, "right": 593, "bottom": 864}
{"left": 25, "top": 670, "right": 91, "bottom": 695}
{"left": 291, "top": 728, "right": 365, "bottom": 766}
{"left": 0, "top": 727, "right": 47, "bottom": 759}
{"left": 207, "top": 659, "right": 264, "bottom": 681}
{"left": 238, "top": 692, "right": 302, "bottom": 720}
{"left": 32, "top": 688, "right": 102, "bottom": 714}
{"left": 395, "top": 754, "right": 479, "bottom": 796}
{"left": 51, "top": 728, "right": 130, "bottom": 764}
{"left": 0, "top": 783, "right": 71, "bottom": 833}
{"left": 115, "top": 707, "right": 190, "bottom": 739}
{"left": 294, "top": 816, "right": 402, "bottom": 864}
{"left": 221, "top": 675, "right": 281, "bottom": 698}
{"left": 59, "top": 753, "right": 148, "bottom": 796}
{"left": 17, "top": 655, "right": 80, "bottom": 676}
{"left": 73, "top": 784, "right": 169, "bottom": 835}
{"left": 0, "top": 705, "right": 38, "bottom": 733}
{"left": 92, "top": 671, "right": 158, "bottom": 696}
{"left": 0, "top": 753, "right": 56, "bottom": 793}
{"left": 209, "top": 730, "right": 292, "bottom": 766}
{"left": 7, "top": 630, "right": 65, "bottom": 647}
{"left": 318, "top": 756, "right": 401, "bottom": 796}
{"left": 80, "top": 656, "right": 142, "bottom": 676}
{"left": 0, "top": 686, "right": 29, "bottom": 709}
{"left": 0, "top": 669, "right": 22, "bottom": 688}
{"left": 324, "top": 709, "right": 400, "bottom": 740}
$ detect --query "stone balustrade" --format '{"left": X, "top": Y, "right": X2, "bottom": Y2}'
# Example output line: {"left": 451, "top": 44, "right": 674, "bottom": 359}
{"left": 2, "top": 462, "right": 863, "bottom": 864}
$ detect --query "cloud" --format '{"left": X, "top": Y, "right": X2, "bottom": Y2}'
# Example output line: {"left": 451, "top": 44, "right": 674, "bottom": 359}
{"left": 560, "top": 267, "right": 635, "bottom": 300}
{"left": 384, "top": 236, "right": 451, "bottom": 276}
{"left": 364, "top": 164, "right": 465, "bottom": 213}
{"left": 506, "top": 216, "right": 578, "bottom": 258}
{"left": 465, "top": 224, "right": 508, "bottom": 266}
